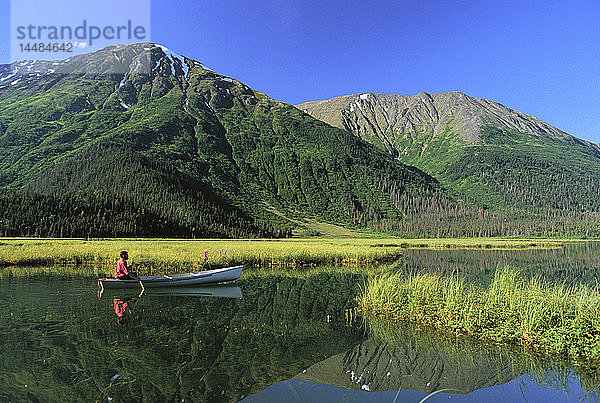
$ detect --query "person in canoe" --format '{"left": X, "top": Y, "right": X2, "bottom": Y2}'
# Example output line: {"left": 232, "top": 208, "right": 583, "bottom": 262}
{"left": 115, "top": 250, "right": 139, "bottom": 280}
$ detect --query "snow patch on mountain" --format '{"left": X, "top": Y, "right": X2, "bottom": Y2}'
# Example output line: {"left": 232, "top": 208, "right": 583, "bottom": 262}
{"left": 0, "top": 73, "right": 16, "bottom": 81}
{"left": 156, "top": 44, "right": 192, "bottom": 79}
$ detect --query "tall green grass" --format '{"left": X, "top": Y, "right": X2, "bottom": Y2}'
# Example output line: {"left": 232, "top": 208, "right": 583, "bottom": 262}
{"left": 0, "top": 238, "right": 561, "bottom": 273}
{"left": 0, "top": 238, "right": 406, "bottom": 276}
{"left": 359, "top": 267, "right": 600, "bottom": 363}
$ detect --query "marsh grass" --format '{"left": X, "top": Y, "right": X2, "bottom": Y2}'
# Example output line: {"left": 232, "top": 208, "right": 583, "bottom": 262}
{"left": 0, "top": 238, "right": 407, "bottom": 277}
{"left": 359, "top": 266, "right": 600, "bottom": 363}
{"left": 0, "top": 265, "right": 106, "bottom": 279}
{"left": 0, "top": 237, "right": 562, "bottom": 276}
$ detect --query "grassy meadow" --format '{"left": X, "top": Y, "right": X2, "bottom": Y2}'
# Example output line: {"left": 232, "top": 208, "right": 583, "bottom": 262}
{"left": 0, "top": 237, "right": 564, "bottom": 277}
{"left": 359, "top": 267, "right": 600, "bottom": 363}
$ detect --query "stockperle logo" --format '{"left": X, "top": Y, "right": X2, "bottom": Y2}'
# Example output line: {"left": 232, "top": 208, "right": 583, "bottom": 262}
{"left": 10, "top": 0, "right": 151, "bottom": 74}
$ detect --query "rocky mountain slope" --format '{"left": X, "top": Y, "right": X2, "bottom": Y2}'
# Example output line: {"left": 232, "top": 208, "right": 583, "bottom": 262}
{"left": 298, "top": 92, "right": 572, "bottom": 147}
{"left": 299, "top": 92, "right": 600, "bottom": 212}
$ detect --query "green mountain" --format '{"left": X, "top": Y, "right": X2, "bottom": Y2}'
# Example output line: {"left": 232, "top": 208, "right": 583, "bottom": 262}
{"left": 0, "top": 43, "right": 449, "bottom": 238}
{"left": 298, "top": 92, "right": 600, "bottom": 213}
{"left": 2, "top": 45, "right": 599, "bottom": 238}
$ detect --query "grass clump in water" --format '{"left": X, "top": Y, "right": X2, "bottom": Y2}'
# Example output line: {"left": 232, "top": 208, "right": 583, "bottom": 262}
{"left": 359, "top": 267, "right": 600, "bottom": 363}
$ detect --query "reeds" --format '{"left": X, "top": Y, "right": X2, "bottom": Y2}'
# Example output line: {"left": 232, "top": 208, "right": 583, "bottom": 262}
{"left": 0, "top": 238, "right": 406, "bottom": 276}
{"left": 0, "top": 237, "right": 565, "bottom": 278}
{"left": 359, "top": 266, "right": 600, "bottom": 362}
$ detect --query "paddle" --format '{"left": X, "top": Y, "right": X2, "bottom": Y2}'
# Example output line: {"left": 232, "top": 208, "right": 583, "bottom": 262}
{"left": 137, "top": 278, "right": 145, "bottom": 297}
{"left": 130, "top": 260, "right": 145, "bottom": 296}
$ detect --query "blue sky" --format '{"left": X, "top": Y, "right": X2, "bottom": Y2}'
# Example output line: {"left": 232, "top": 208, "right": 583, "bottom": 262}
{"left": 1, "top": 0, "right": 599, "bottom": 142}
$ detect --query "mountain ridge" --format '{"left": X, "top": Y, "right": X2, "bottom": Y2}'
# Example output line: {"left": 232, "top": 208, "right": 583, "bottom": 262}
{"left": 298, "top": 91, "right": 584, "bottom": 147}
{"left": 298, "top": 91, "right": 600, "bottom": 214}
{"left": 0, "top": 43, "right": 458, "bottom": 238}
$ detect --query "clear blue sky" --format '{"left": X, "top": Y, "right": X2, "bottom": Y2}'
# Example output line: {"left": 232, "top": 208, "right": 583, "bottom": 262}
{"left": 1, "top": 0, "right": 599, "bottom": 142}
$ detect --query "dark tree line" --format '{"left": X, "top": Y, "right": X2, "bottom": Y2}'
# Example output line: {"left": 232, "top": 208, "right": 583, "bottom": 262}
{"left": 0, "top": 192, "right": 288, "bottom": 238}
{"left": 341, "top": 177, "right": 600, "bottom": 238}
{"left": 0, "top": 143, "right": 290, "bottom": 238}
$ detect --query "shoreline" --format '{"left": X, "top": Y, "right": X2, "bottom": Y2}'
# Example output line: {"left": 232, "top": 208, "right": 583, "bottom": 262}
{"left": 0, "top": 237, "right": 569, "bottom": 274}
{"left": 359, "top": 267, "right": 600, "bottom": 365}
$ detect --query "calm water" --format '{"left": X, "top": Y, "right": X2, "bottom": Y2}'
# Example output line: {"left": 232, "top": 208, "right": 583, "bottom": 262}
{"left": 2, "top": 242, "right": 600, "bottom": 402}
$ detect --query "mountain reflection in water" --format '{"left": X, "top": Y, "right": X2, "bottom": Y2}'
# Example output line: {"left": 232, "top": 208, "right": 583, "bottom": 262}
{"left": 249, "top": 320, "right": 600, "bottom": 402}
{"left": 0, "top": 273, "right": 363, "bottom": 402}
{"left": 2, "top": 244, "right": 600, "bottom": 402}
{"left": 296, "top": 329, "right": 517, "bottom": 394}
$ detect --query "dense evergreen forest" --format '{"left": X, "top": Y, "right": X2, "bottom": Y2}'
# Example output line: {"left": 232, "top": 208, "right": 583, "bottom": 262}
{"left": 1, "top": 138, "right": 599, "bottom": 238}
{"left": 1, "top": 43, "right": 599, "bottom": 238}
{"left": 0, "top": 143, "right": 288, "bottom": 238}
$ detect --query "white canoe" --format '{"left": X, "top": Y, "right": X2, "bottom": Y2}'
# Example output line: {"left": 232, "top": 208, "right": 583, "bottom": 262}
{"left": 98, "top": 265, "right": 243, "bottom": 289}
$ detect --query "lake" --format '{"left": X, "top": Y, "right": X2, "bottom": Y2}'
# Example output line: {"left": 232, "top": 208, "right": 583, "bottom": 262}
{"left": 1, "top": 242, "right": 600, "bottom": 402}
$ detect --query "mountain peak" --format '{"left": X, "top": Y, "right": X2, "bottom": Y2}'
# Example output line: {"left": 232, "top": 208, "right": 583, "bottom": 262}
{"left": 298, "top": 90, "right": 600, "bottom": 218}
{"left": 298, "top": 91, "right": 570, "bottom": 145}
{"left": 0, "top": 42, "right": 207, "bottom": 80}
{"left": 0, "top": 42, "right": 451, "bottom": 238}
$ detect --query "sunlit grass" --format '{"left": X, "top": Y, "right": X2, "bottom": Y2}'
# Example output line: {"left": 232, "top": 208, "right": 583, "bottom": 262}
{"left": 0, "top": 265, "right": 108, "bottom": 279}
{"left": 0, "top": 238, "right": 404, "bottom": 275}
{"left": 0, "top": 237, "right": 563, "bottom": 277}
{"left": 359, "top": 266, "right": 600, "bottom": 362}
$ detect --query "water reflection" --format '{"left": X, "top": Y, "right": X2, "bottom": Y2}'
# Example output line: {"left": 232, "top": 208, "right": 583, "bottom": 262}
{"left": 113, "top": 297, "right": 132, "bottom": 325}
{"left": 298, "top": 320, "right": 599, "bottom": 395}
{"left": 102, "top": 285, "right": 243, "bottom": 299}
{"left": 296, "top": 326, "right": 519, "bottom": 394}
{"left": 398, "top": 241, "right": 600, "bottom": 286}
{"left": 2, "top": 243, "right": 600, "bottom": 402}
{"left": 247, "top": 319, "right": 600, "bottom": 402}
{"left": 0, "top": 273, "right": 364, "bottom": 402}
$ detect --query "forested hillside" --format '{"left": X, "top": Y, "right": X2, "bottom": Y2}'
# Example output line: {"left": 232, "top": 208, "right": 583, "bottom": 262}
{"left": 0, "top": 43, "right": 454, "bottom": 238}
{"left": 299, "top": 92, "right": 600, "bottom": 236}
{"left": 0, "top": 143, "right": 283, "bottom": 238}
{"left": 1, "top": 44, "right": 599, "bottom": 238}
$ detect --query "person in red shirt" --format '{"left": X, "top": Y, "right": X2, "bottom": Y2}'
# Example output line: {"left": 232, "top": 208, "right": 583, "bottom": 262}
{"left": 115, "top": 250, "right": 138, "bottom": 280}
